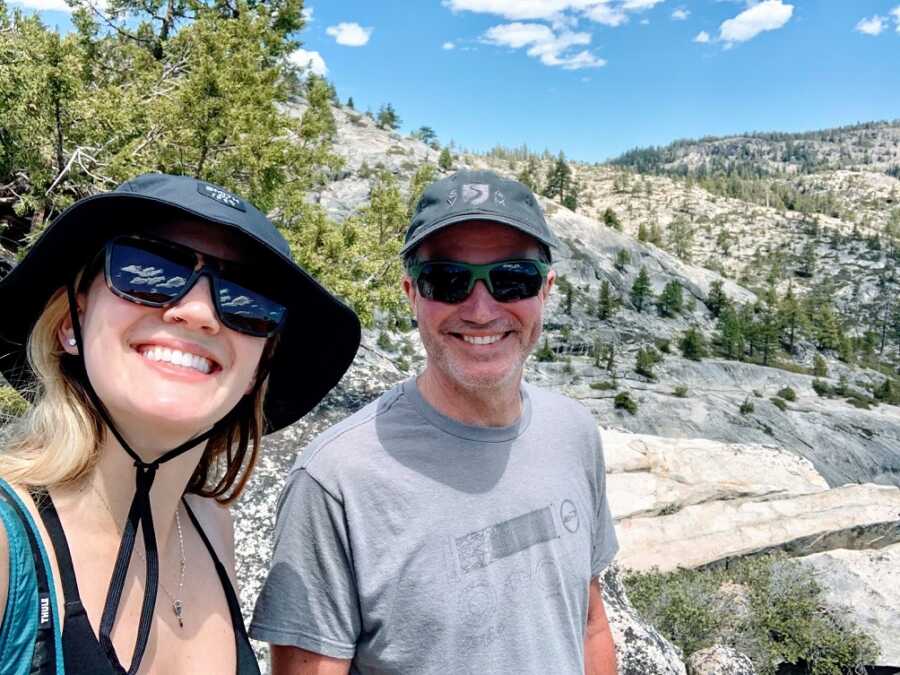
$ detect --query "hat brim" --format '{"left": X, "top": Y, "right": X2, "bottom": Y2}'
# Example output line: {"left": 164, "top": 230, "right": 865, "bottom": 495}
{"left": 400, "top": 210, "right": 559, "bottom": 257}
{"left": 0, "top": 193, "right": 360, "bottom": 433}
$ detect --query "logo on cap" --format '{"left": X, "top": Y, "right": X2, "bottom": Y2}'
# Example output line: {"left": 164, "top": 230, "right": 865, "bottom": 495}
{"left": 197, "top": 182, "right": 246, "bottom": 212}
{"left": 462, "top": 183, "right": 490, "bottom": 206}
{"left": 447, "top": 189, "right": 458, "bottom": 207}
{"left": 494, "top": 191, "right": 505, "bottom": 207}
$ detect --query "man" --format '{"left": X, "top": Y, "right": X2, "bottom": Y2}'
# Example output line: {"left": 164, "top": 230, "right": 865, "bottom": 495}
{"left": 251, "top": 170, "right": 619, "bottom": 674}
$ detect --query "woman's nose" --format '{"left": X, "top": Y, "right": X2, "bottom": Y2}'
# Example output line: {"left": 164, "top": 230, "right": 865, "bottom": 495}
{"left": 162, "top": 275, "right": 220, "bottom": 334}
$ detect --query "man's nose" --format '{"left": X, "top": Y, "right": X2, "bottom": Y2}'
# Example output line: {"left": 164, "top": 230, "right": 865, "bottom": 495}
{"left": 162, "top": 275, "right": 220, "bottom": 334}
{"left": 458, "top": 280, "right": 499, "bottom": 322}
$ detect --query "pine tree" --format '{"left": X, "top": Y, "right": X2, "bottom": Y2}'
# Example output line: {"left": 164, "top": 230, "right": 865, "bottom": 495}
{"left": 630, "top": 267, "right": 652, "bottom": 312}
{"left": 438, "top": 147, "right": 453, "bottom": 171}
{"left": 564, "top": 284, "right": 574, "bottom": 315}
{"left": 705, "top": 280, "right": 728, "bottom": 318}
{"left": 603, "top": 208, "right": 622, "bottom": 231}
{"left": 597, "top": 280, "right": 616, "bottom": 320}
{"left": 406, "top": 163, "right": 437, "bottom": 220}
{"left": 516, "top": 156, "right": 540, "bottom": 193}
{"left": 797, "top": 241, "right": 816, "bottom": 278}
{"left": 815, "top": 303, "right": 843, "bottom": 350}
{"left": 667, "top": 216, "right": 694, "bottom": 262}
{"left": 679, "top": 326, "right": 708, "bottom": 361}
{"left": 638, "top": 223, "right": 650, "bottom": 242}
{"left": 346, "top": 96, "right": 355, "bottom": 109}
{"left": 812, "top": 354, "right": 828, "bottom": 377}
{"left": 716, "top": 304, "right": 746, "bottom": 360}
{"left": 635, "top": 346, "right": 661, "bottom": 379}
{"left": 614, "top": 249, "right": 630, "bottom": 271}
{"left": 657, "top": 280, "right": 683, "bottom": 318}
{"left": 754, "top": 287, "right": 781, "bottom": 366}
{"left": 412, "top": 126, "right": 437, "bottom": 145}
{"left": 544, "top": 152, "right": 572, "bottom": 204}
{"left": 376, "top": 103, "right": 401, "bottom": 130}
{"left": 777, "top": 282, "right": 804, "bottom": 352}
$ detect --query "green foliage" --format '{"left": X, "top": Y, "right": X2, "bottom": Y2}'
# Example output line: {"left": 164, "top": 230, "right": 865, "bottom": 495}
{"left": 543, "top": 151, "right": 572, "bottom": 205}
{"left": 656, "top": 280, "right": 683, "bottom": 318}
{"left": 376, "top": 331, "right": 395, "bottom": 351}
{"left": 673, "top": 385, "right": 689, "bottom": 398}
{"left": 770, "top": 396, "right": 788, "bottom": 411}
{"left": 705, "top": 279, "right": 728, "bottom": 318}
{"left": 590, "top": 380, "right": 617, "bottom": 391}
{"left": 797, "top": 241, "right": 817, "bottom": 278}
{"left": 630, "top": 267, "right": 652, "bottom": 312}
{"left": 614, "top": 391, "right": 637, "bottom": 415}
{"left": 635, "top": 346, "right": 662, "bottom": 379}
{"left": 516, "top": 156, "right": 541, "bottom": 193}
{"left": 438, "top": 147, "right": 453, "bottom": 171}
{"left": 776, "top": 386, "right": 797, "bottom": 402}
{"left": 411, "top": 126, "right": 437, "bottom": 145}
{"left": 655, "top": 339, "right": 671, "bottom": 354}
{"left": 624, "top": 555, "right": 879, "bottom": 675}
{"left": 777, "top": 283, "right": 805, "bottom": 352}
{"left": 666, "top": 216, "right": 694, "bottom": 262}
{"left": 534, "top": 337, "right": 555, "bottom": 362}
{"left": 0, "top": 386, "right": 29, "bottom": 419}
{"left": 376, "top": 103, "right": 401, "bottom": 130}
{"left": 602, "top": 207, "right": 622, "bottom": 230}
{"left": 406, "top": 163, "right": 437, "bottom": 220}
{"left": 679, "top": 326, "right": 707, "bottom": 361}
{"left": 597, "top": 279, "right": 616, "bottom": 320}
{"left": 873, "top": 377, "right": 899, "bottom": 404}
{"left": 614, "top": 248, "right": 630, "bottom": 271}
{"left": 740, "top": 397, "right": 755, "bottom": 414}
{"left": 812, "top": 379, "right": 831, "bottom": 397}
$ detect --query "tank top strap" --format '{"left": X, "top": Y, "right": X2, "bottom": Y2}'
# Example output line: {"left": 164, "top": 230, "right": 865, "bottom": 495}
{"left": 180, "top": 499, "right": 260, "bottom": 675}
{"left": 31, "top": 491, "right": 83, "bottom": 607}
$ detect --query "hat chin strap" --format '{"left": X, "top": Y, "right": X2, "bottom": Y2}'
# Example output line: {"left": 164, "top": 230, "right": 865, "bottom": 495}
{"left": 65, "top": 282, "right": 223, "bottom": 674}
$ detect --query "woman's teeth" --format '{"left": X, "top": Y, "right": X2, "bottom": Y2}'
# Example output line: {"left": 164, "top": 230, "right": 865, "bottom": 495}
{"left": 140, "top": 346, "right": 213, "bottom": 374}
{"left": 462, "top": 334, "right": 503, "bottom": 345}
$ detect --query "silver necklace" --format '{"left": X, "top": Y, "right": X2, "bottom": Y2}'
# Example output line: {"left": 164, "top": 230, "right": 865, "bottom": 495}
{"left": 92, "top": 485, "right": 187, "bottom": 628}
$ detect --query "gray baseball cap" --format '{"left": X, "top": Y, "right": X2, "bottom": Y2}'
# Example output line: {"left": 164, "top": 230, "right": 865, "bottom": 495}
{"left": 402, "top": 170, "right": 559, "bottom": 257}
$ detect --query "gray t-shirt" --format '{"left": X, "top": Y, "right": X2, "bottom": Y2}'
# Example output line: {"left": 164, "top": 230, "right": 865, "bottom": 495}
{"left": 250, "top": 378, "right": 618, "bottom": 674}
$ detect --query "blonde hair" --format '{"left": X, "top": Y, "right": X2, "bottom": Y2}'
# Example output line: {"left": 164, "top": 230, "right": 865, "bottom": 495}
{"left": 0, "top": 282, "right": 271, "bottom": 505}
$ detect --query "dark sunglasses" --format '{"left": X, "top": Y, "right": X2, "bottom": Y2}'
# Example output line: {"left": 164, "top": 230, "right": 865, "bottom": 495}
{"left": 103, "top": 235, "right": 287, "bottom": 337}
{"left": 408, "top": 259, "right": 551, "bottom": 304}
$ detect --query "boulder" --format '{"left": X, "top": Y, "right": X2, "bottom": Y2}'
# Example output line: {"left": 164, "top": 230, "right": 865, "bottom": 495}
{"left": 601, "top": 564, "right": 687, "bottom": 675}
{"left": 686, "top": 645, "right": 756, "bottom": 675}
{"left": 615, "top": 483, "right": 900, "bottom": 572}
{"left": 794, "top": 544, "right": 900, "bottom": 668}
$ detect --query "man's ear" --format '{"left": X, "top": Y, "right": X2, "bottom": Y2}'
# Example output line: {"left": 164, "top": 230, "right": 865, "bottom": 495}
{"left": 542, "top": 269, "right": 557, "bottom": 300}
{"left": 402, "top": 275, "right": 417, "bottom": 316}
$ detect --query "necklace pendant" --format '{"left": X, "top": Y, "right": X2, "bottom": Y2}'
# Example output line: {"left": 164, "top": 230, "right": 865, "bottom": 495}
{"left": 173, "top": 600, "right": 184, "bottom": 628}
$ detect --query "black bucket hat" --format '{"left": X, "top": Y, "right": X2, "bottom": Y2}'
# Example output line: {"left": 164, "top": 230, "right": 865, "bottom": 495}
{"left": 0, "top": 172, "right": 361, "bottom": 432}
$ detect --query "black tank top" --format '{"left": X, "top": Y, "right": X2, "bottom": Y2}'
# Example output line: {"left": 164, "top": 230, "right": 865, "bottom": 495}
{"left": 34, "top": 493, "right": 260, "bottom": 675}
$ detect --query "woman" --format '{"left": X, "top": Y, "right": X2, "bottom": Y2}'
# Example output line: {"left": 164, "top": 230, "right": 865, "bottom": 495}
{"left": 0, "top": 173, "right": 361, "bottom": 674}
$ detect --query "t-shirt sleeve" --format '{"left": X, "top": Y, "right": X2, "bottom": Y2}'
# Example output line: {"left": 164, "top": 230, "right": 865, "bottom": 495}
{"left": 590, "top": 427, "right": 619, "bottom": 576}
{"left": 249, "top": 469, "right": 360, "bottom": 659}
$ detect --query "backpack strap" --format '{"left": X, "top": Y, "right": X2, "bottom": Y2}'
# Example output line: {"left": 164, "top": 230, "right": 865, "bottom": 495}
{"left": 0, "top": 481, "right": 61, "bottom": 675}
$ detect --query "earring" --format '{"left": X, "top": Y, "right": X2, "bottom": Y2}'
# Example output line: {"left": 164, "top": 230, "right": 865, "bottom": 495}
{"left": 67, "top": 337, "right": 77, "bottom": 347}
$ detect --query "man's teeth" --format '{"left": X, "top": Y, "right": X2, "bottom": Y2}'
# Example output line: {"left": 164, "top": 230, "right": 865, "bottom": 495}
{"left": 141, "top": 346, "right": 213, "bottom": 374}
{"left": 462, "top": 334, "right": 503, "bottom": 345}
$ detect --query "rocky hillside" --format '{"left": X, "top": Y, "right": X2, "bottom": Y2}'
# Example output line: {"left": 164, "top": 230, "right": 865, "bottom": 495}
{"left": 231, "top": 103, "right": 900, "bottom": 673}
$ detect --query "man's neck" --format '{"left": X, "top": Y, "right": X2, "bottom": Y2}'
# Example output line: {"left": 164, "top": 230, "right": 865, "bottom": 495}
{"left": 416, "top": 368, "right": 523, "bottom": 428}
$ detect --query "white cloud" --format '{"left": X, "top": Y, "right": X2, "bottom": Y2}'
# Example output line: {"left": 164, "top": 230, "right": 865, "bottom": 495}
{"left": 855, "top": 15, "right": 885, "bottom": 36}
{"left": 326, "top": 22, "right": 373, "bottom": 47}
{"left": 443, "top": 0, "right": 599, "bottom": 21}
{"left": 718, "top": 0, "right": 793, "bottom": 45}
{"left": 622, "top": 0, "right": 665, "bottom": 9}
{"left": 585, "top": 3, "right": 628, "bottom": 26}
{"left": 302, "top": 6, "right": 314, "bottom": 23}
{"left": 482, "top": 21, "right": 606, "bottom": 69}
{"left": 11, "top": 0, "right": 77, "bottom": 11}
{"left": 693, "top": 30, "right": 710, "bottom": 43}
{"left": 641, "top": 17, "right": 650, "bottom": 24}
{"left": 892, "top": 6, "right": 900, "bottom": 32}
{"left": 288, "top": 48, "right": 328, "bottom": 76}
{"left": 442, "top": 41, "right": 457, "bottom": 49}
{"left": 672, "top": 8, "right": 689, "bottom": 20}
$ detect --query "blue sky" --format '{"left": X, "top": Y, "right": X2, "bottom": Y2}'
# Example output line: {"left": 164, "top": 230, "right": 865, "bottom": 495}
{"left": 17, "top": 1, "right": 900, "bottom": 162}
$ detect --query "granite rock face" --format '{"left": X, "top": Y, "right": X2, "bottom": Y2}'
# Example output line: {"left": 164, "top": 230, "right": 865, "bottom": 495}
{"left": 793, "top": 544, "right": 900, "bottom": 667}
{"left": 601, "top": 564, "right": 687, "bottom": 675}
{"left": 686, "top": 645, "right": 756, "bottom": 675}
